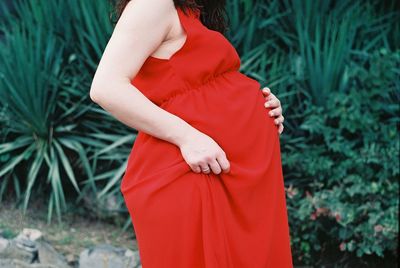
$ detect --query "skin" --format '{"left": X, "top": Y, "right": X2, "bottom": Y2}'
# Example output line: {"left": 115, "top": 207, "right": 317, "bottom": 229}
{"left": 90, "top": 0, "right": 284, "bottom": 175}
{"left": 262, "top": 87, "right": 285, "bottom": 135}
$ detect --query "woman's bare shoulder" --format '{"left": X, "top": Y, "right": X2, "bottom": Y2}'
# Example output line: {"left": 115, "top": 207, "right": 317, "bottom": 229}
{"left": 120, "top": 0, "right": 176, "bottom": 26}
{"left": 90, "top": 0, "right": 177, "bottom": 91}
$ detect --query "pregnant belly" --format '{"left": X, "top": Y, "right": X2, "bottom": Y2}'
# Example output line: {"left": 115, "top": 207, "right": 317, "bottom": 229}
{"left": 120, "top": 71, "right": 278, "bottom": 192}
{"left": 160, "top": 71, "right": 278, "bottom": 166}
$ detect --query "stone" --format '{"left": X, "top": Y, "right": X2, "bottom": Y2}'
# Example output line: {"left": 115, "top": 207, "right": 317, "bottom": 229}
{"left": 79, "top": 244, "right": 141, "bottom": 268}
{"left": 15, "top": 236, "right": 37, "bottom": 253}
{"left": 21, "top": 228, "right": 43, "bottom": 241}
{"left": 0, "top": 236, "right": 9, "bottom": 251}
{"left": 0, "top": 230, "right": 71, "bottom": 268}
{"left": 65, "top": 253, "right": 76, "bottom": 264}
{"left": 0, "top": 238, "right": 37, "bottom": 263}
{"left": 36, "top": 240, "right": 70, "bottom": 268}
{"left": 0, "top": 258, "right": 60, "bottom": 268}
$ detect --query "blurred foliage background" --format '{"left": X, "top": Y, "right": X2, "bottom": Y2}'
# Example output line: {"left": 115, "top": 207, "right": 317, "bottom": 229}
{"left": 0, "top": 0, "right": 398, "bottom": 266}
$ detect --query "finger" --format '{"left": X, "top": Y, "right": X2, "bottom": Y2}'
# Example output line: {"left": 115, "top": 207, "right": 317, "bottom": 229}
{"left": 267, "top": 91, "right": 275, "bottom": 98}
{"left": 199, "top": 162, "right": 211, "bottom": 174}
{"left": 269, "top": 93, "right": 280, "bottom": 105}
{"left": 270, "top": 108, "right": 283, "bottom": 119}
{"left": 208, "top": 158, "right": 222, "bottom": 175}
{"left": 271, "top": 97, "right": 281, "bottom": 108}
{"left": 278, "top": 124, "right": 284, "bottom": 135}
{"left": 269, "top": 106, "right": 283, "bottom": 117}
{"left": 191, "top": 164, "right": 201, "bottom": 173}
{"left": 261, "top": 87, "right": 271, "bottom": 95}
{"left": 274, "top": 115, "right": 284, "bottom": 124}
{"left": 268, "top": 106, "right": 282, "bottom": 117}
{"left": 216, "top": 153, "right": 230, "bottom": 173}
{"left": 264, "top": 100, "right": 272, "bottom": 108}
{"left": 264, "top": 92, "right": 275, "bottom": 101}
{"left": 264, "top": 98, "right": 280, "bottom": 109}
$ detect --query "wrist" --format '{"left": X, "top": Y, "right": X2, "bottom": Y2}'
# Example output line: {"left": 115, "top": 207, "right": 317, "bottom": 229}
{"left": 167, "top": 119, "right": 197, "bottom": 147}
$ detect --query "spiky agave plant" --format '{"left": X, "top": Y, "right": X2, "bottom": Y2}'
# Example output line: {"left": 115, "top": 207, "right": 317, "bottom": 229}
{"left": 0, "top": 0, "right": 134, "bottom": 224}
{"left": 0, "top": 25, "right": 85, "bottom": 223}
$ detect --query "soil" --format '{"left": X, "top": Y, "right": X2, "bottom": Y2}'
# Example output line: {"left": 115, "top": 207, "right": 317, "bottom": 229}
{"left": 0, "top": 199, "right": 138, "bottom": 261}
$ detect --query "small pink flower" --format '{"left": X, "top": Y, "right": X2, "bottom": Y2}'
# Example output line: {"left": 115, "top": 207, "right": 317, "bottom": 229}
{"left": 339, "top": 242, "right": 346, "bottom": 251}
{"left": 316, "top": 207, "right": 329, "bottom": 216}
{"left": 310, "top": 212, "right": 317, "bottom": 220}
{"left": 334, "top": 211, "right": 341, "bottom": 222}
{"left": 306, "top": 190, "right": 312, "bottom": 198}
{"left": 374, "top": 224, "right": 384, "bottom": 232}
{"left": 286, "top": 185, "right": 298, "bottom": 199}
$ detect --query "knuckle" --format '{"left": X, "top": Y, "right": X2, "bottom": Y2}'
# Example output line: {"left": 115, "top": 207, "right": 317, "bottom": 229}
{"left": 204, "top": 155, "right": 213, "bottom": 162}
{"left": 191, "top": 159, "right": 200, "bottom": 166}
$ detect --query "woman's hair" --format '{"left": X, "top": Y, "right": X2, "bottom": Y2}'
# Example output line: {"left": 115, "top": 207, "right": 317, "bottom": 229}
{"left": 113, "top": 0, "right": 228, "bottom": 34}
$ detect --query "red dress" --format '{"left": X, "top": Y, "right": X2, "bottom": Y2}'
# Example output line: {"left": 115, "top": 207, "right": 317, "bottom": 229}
{"left": 120, "top": 6, "right": 293, "bottom": 268}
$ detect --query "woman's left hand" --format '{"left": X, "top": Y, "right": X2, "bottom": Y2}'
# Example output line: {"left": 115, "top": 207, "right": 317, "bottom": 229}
{"left": 261, "top": 87, "right": 284, "bottom": 135}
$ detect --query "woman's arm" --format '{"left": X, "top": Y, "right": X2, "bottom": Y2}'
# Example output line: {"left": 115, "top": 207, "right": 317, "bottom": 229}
{"left": 90, "top": 0, "right": 193, "bottom": 146}
{"left": 89, "top": 0, "right": 230, "bottom": 174}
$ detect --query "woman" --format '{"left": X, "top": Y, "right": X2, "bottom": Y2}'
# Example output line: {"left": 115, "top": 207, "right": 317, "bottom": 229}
{"left": 90, "top": 0, "right": 293, "bottom": 267}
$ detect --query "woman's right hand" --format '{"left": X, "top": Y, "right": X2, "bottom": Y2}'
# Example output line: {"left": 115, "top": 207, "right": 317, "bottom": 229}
{"left": 177, "top": 128, "right": 231, "bottom": 175}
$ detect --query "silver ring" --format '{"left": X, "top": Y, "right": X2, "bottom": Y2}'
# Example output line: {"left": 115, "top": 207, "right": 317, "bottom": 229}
{"left": 202, "top": 166, "right": 210, "bottom": 172}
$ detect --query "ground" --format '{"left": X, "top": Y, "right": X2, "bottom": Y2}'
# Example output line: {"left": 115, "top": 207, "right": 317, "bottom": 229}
{"left": 0, "top": 200, "right": 138, "bottom": 260}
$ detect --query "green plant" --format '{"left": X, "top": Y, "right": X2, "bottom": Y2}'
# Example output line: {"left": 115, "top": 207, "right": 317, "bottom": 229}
{"left": 0, "top": 0, "right": 133, "bottom": 224}
{"left": 0, "top": 0, "right": 398, "bottom": 265}
{"left": 0, "top": 25, "right": 82, "bottom": 222}
{"left": 283, "top": 50, "right": 399, "bottom": 266}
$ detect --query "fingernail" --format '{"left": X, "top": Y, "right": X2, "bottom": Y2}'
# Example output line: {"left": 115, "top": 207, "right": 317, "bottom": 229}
{"left": 265, "top": 103, "right": 269, "bottom": 107}
{"left": 269, "top": 111, "right": 274, "bottom": 116}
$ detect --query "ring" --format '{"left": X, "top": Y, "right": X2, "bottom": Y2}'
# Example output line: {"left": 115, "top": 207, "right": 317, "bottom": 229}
{"left": 202, "top": 166, "right": 210, "bottom": 172}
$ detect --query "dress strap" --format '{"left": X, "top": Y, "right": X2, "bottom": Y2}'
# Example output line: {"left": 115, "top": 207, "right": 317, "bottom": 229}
{"left": 176, "top": 6, "right": 200, "bottom": 33}
{"left": 147, "top": 7, "right": 199, "bottom": 62}
{"left": 173, "top": 7, "right": 199, "bottom": 58}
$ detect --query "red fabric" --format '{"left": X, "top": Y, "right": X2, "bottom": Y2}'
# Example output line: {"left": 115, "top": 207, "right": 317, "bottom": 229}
{"left": 121, "top": 6, "right": 293, "bottom": 268}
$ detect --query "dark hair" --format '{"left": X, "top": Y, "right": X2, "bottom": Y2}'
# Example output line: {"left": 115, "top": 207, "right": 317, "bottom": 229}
{"left": 113, "top": 0, "right": 228, "bottom": 34}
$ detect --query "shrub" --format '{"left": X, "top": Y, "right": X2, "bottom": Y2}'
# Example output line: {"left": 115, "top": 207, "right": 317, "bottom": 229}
{"left": 283, "top": 50, "right": 399, "bottom": 266}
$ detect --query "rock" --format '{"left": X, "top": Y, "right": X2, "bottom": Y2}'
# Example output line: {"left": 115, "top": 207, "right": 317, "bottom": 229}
{"left": 65, "top": 253, "right": 76, "bottom": 264}
{"left": 0, "top": 258, "right": 59, "bottom": 268}
{"left": 83, "top": 193, "right": 121, "bottom": 220}
{"left": 124, "top": 248, "right": 141, "bottom": 267}
{"left": 79, "top": 244, "right": 141, "bottom": 268}
{"left": 21, "top": 228, "right": 43, "bottom": 241}
{"left": 0, "top": 236, "right": 9, "bottom": 251}
{"left": 36, "top": 240, "right": 70, "bottom": 268}
{"left": 1, "top": 229, "right": 141, "bottom": 268}
{"left": 15, "top": 236, "right": 37, "bottom": 253}
{"left": 0, "top": 238, "right": 37, "bottom": 263}
{"left": 0, "top": 230, "right": 71, "bottom": 268}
